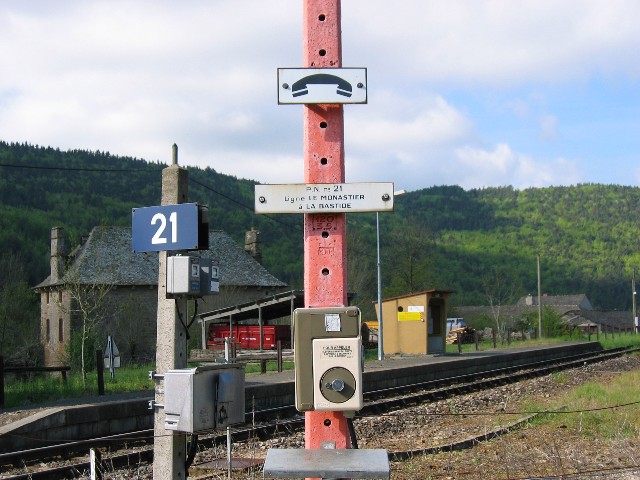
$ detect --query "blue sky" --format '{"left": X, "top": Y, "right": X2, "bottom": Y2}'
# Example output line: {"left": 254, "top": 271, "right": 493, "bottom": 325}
{"left": 1, "top": 0, "right": 639, "bottom": 192}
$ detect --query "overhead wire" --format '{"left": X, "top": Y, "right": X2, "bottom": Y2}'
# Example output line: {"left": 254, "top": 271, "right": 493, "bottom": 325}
{"left": 0, "top": 162, "right": 161, "bottom": 173}
{"left": 0, "top": 160, "right": 383, "bottom": 261}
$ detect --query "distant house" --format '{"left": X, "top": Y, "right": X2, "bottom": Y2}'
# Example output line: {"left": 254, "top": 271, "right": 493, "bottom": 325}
{"left": 516, "top": 293, "right": 593, "bottom": 313}
{"left": 454, "top": 293, "right": 633, "bottom": 333}
{"left": 33, "top": 226, "right": 287, "bottom": 367}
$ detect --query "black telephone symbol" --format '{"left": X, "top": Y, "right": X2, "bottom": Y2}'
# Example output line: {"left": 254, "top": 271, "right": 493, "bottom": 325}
{"left": 291, "top": 74, "right": 353, "bottom": 98}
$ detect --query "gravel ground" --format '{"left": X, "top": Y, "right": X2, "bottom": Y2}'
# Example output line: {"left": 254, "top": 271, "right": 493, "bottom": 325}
{"left": 4, "top": 354, "right": 640, "bottom": 479}
{"left": 206, "top": 354, "right": 640, "bottom": 480}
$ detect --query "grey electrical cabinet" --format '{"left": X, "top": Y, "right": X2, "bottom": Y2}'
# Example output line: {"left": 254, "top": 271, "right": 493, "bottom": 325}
{"left": 166, "top": 256, "right": 220, "bottom": 298}
{"left": 166, "top": 256, "right": 201, "bottom": 296}
{"left": 164, "top": 363, "right": 245, "bottom": 433}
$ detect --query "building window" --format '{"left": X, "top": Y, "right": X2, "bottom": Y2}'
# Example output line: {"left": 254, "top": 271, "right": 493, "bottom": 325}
{"left": 46, "top": 291, "right": 50, "bottom": 304}
{"left": 46, "top": 319, "right": 50, "bottom": 343}
{"left": 58, "top": 318, "right": 64, "bottom": 342}
{"left": 58, "top": 291, "right": 63, "bottom": 303}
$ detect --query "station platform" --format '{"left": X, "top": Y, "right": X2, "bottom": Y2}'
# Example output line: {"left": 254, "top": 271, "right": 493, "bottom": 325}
{"left": 0, "top": 341, "right": 602, "bottom": 453}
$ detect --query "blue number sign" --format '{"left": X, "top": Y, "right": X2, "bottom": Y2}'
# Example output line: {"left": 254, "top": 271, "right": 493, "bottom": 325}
{"left": 132, "top": 203, "right": 200, "bottom": 253}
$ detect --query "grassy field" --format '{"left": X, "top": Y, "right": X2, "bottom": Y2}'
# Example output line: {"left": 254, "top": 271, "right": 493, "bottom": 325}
{"left": 546, "top": 368, "right": 640, "bottom": 438}
{"left": 1, "top": 360, "right": 296, "bottom": 409}
{"left": 444, "top": 330, "right": 640, "bottom": 354}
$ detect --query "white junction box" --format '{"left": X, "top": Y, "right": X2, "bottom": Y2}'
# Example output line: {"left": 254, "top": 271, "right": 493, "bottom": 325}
{"left": 164, "top": 364, "right": 245, "bottom": 433}
{"left": 312, "top": 337, "right": 363, "bottom": 411}
{"left": 166, "top": 255, "right": 201, "bottom": 296}
{"left": 166, "top": 256, "right": 220, "bottom": 297}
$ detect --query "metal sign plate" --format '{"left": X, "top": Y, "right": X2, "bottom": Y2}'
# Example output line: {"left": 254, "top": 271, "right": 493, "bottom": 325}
{"left": 255, "top": 182, "right": 394, "bottom": 214}
{"left": 278, "top": 68, "right": 367, "bottom": 104}
{"left": 132, "top": 203, "right": 200, "bottom": 253}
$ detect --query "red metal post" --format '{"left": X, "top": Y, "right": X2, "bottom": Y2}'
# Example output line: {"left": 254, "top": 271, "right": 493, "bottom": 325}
{"left": 302, "top": 0, "right": 351, "bottom": 453}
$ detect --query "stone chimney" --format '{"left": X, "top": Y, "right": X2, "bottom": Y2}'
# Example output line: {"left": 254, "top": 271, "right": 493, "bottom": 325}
{"left": 244, "top": 228, "right": 262, "bottom": 264}
{"left": 50, "top": 227, "right": 68, "bottom": 282}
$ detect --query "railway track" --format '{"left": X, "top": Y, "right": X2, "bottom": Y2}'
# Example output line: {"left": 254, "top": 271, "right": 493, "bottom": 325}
{"left": 1, "top": 345, "right": 637, "bottom": 479}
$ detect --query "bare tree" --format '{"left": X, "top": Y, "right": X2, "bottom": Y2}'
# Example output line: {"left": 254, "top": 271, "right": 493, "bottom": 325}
{"left": 481, "top": 267, "right": 518, "bottom": 340}
{"left": 57, "top": 270, "right": 114, "bottom": 385}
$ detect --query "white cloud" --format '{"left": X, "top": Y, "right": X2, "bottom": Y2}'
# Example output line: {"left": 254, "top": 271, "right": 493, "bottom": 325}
{"left": 454, "top": 144, "right": 583, "bottom": 188}
{"left": 343, "top": 0, "right": 640, "bottom": 85}
{"left": 0, "top": 0, "right": 638, "bottom": 192}
{"left": 539, "top": 114, "right": 558, "bottom": 139}
{"left": 347, "top": 92, "right": 472, "bottom": 162}
{"left": 208, "top": 151, "right": 303, "bottom": 185}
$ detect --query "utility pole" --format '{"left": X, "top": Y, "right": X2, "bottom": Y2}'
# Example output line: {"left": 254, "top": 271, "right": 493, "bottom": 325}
{"left": 376, "top": 212, "right": 384, "bottom": 361}
{"left": 537, "top": 254, "right": 542, "bottom": 338}
{"left": 633, "top": 267, "right": 637, "bottom": 333}
{"left": 302, "top": 0, "right": 351, "bottom": 452}
{"left": 153, "top": 144, "right": 189, "bottom": 480}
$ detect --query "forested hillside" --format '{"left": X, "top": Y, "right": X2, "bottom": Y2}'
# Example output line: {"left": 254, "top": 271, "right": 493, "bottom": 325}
{"left": 0, "top": 141, "right": 303, "bottom": 289}
{"left": 1, "top": 141, "right": 638, "bottom": 322}
{"left": 383, "top": 185, "right": 640, "bottom": 311}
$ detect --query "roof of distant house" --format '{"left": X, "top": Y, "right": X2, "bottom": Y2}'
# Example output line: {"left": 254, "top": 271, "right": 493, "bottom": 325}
{"left": 516, "top": 293, "right": 592, "bottom": 309}
{"left": 34, "top": 226, "right": 287, "bottom": 289}
{"left": 453, "top": 293, "right": 595, "bottom": 320}
{"left": 564, "top": 309, "right": 633, "bottom": 329}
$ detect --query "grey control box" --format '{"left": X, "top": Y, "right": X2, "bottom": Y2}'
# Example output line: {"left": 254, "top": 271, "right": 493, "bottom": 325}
{"left": 293, "top": 306, "right": 363, "bottom": 412}
{"left": 164, "top": 363, "right": 245, "bottom": 433}
{"left": 166, "top": 255, "right": 220, "bottom": 298}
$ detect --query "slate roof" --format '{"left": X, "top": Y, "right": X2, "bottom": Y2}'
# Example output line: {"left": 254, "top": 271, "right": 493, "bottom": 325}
{"left": 564, "top": 309, "right": 634, "bottom": 330}
{"left": 454, "top": 294, "right": 594, "bottom": 320}
{"left": 516, "top": 294, "right": 592, "bottom": 310}
{"left": 35, "top": 226, "right": 287, "bottom": 289}
{"left": 453, "top": 293, "right": 634, "bottom": 330}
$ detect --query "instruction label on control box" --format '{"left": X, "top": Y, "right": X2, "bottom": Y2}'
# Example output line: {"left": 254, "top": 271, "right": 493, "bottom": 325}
{"left": 321, "top": 344, "right": 355, "bottom": 359}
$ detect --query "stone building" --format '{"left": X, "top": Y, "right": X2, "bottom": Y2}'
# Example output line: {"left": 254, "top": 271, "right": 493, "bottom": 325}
{"left": 34, "top": 226, "right": 287, "bottom": 367}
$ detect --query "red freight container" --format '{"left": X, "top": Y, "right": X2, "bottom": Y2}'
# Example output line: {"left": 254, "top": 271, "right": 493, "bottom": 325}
{"left": 207, "top": 324, "right": 291, "bottom": 350}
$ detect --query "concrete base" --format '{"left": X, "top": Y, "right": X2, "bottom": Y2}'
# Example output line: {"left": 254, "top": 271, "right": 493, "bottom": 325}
{"left": 264, "top": 448, "right": 390, "bottom": 479}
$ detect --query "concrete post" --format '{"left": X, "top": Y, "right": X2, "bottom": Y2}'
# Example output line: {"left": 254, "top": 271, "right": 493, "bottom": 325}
{"left": 302, "top": 0, "right": 352, "bottom": 454}
{"left": 153, "top": 145, "right": 189, "bottom": 480}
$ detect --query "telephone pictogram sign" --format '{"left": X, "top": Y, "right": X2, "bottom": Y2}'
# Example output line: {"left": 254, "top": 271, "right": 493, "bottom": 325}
{"left": 278, "top": 68, "right": 367, "bottom": 104}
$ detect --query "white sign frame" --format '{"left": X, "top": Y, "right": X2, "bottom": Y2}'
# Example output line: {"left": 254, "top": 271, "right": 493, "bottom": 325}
{"left": 255, "top": 182, "right": 394, "bottom": 214}
{"left": 278, "top": 68, "right": 367, "bottom": 104}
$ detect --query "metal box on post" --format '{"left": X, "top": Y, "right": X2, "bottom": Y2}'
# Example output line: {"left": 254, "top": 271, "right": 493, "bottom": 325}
{"left": 164, "top": 363, "right": 245, "bottom": 433}
{"left": 166, "top": 256, "right": 201, "bottom": 297}
{"left": 293, "top": 306, "right": 363, "bottom": 412}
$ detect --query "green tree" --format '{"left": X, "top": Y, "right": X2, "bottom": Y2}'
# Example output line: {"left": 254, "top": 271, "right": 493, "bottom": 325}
{"left": 541, "top": 305, "right": 570, "bottom": 337}
{"left": 0, "top": 253, "right": 40, "bottom": 363}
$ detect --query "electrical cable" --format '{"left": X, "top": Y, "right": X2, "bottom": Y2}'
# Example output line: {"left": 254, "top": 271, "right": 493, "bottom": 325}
{"left": 175, "top": 300, "right": 190, "bottom": 341}
{"left": 175, "top": 298, "right": 201, "bottom": 341}
{"left": 2, "top": 159, "right": 381, "bottom": 260}
{"left": 189, "top": 176, "right": 303, "bottom": 231}
{"left": 361, "top": 398, "right": 640, "bottom": 418}
{"left": 185, "top": 434, "right": 199, "bottom": 471}
{"left": 0, "top": 162, "right": 161, "bottom": 173}
{"left": 187, "top": 299, "right": 199, "bottom": 330}
{"left": 347, "top": 417, "right": 359, "bottom": 449}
